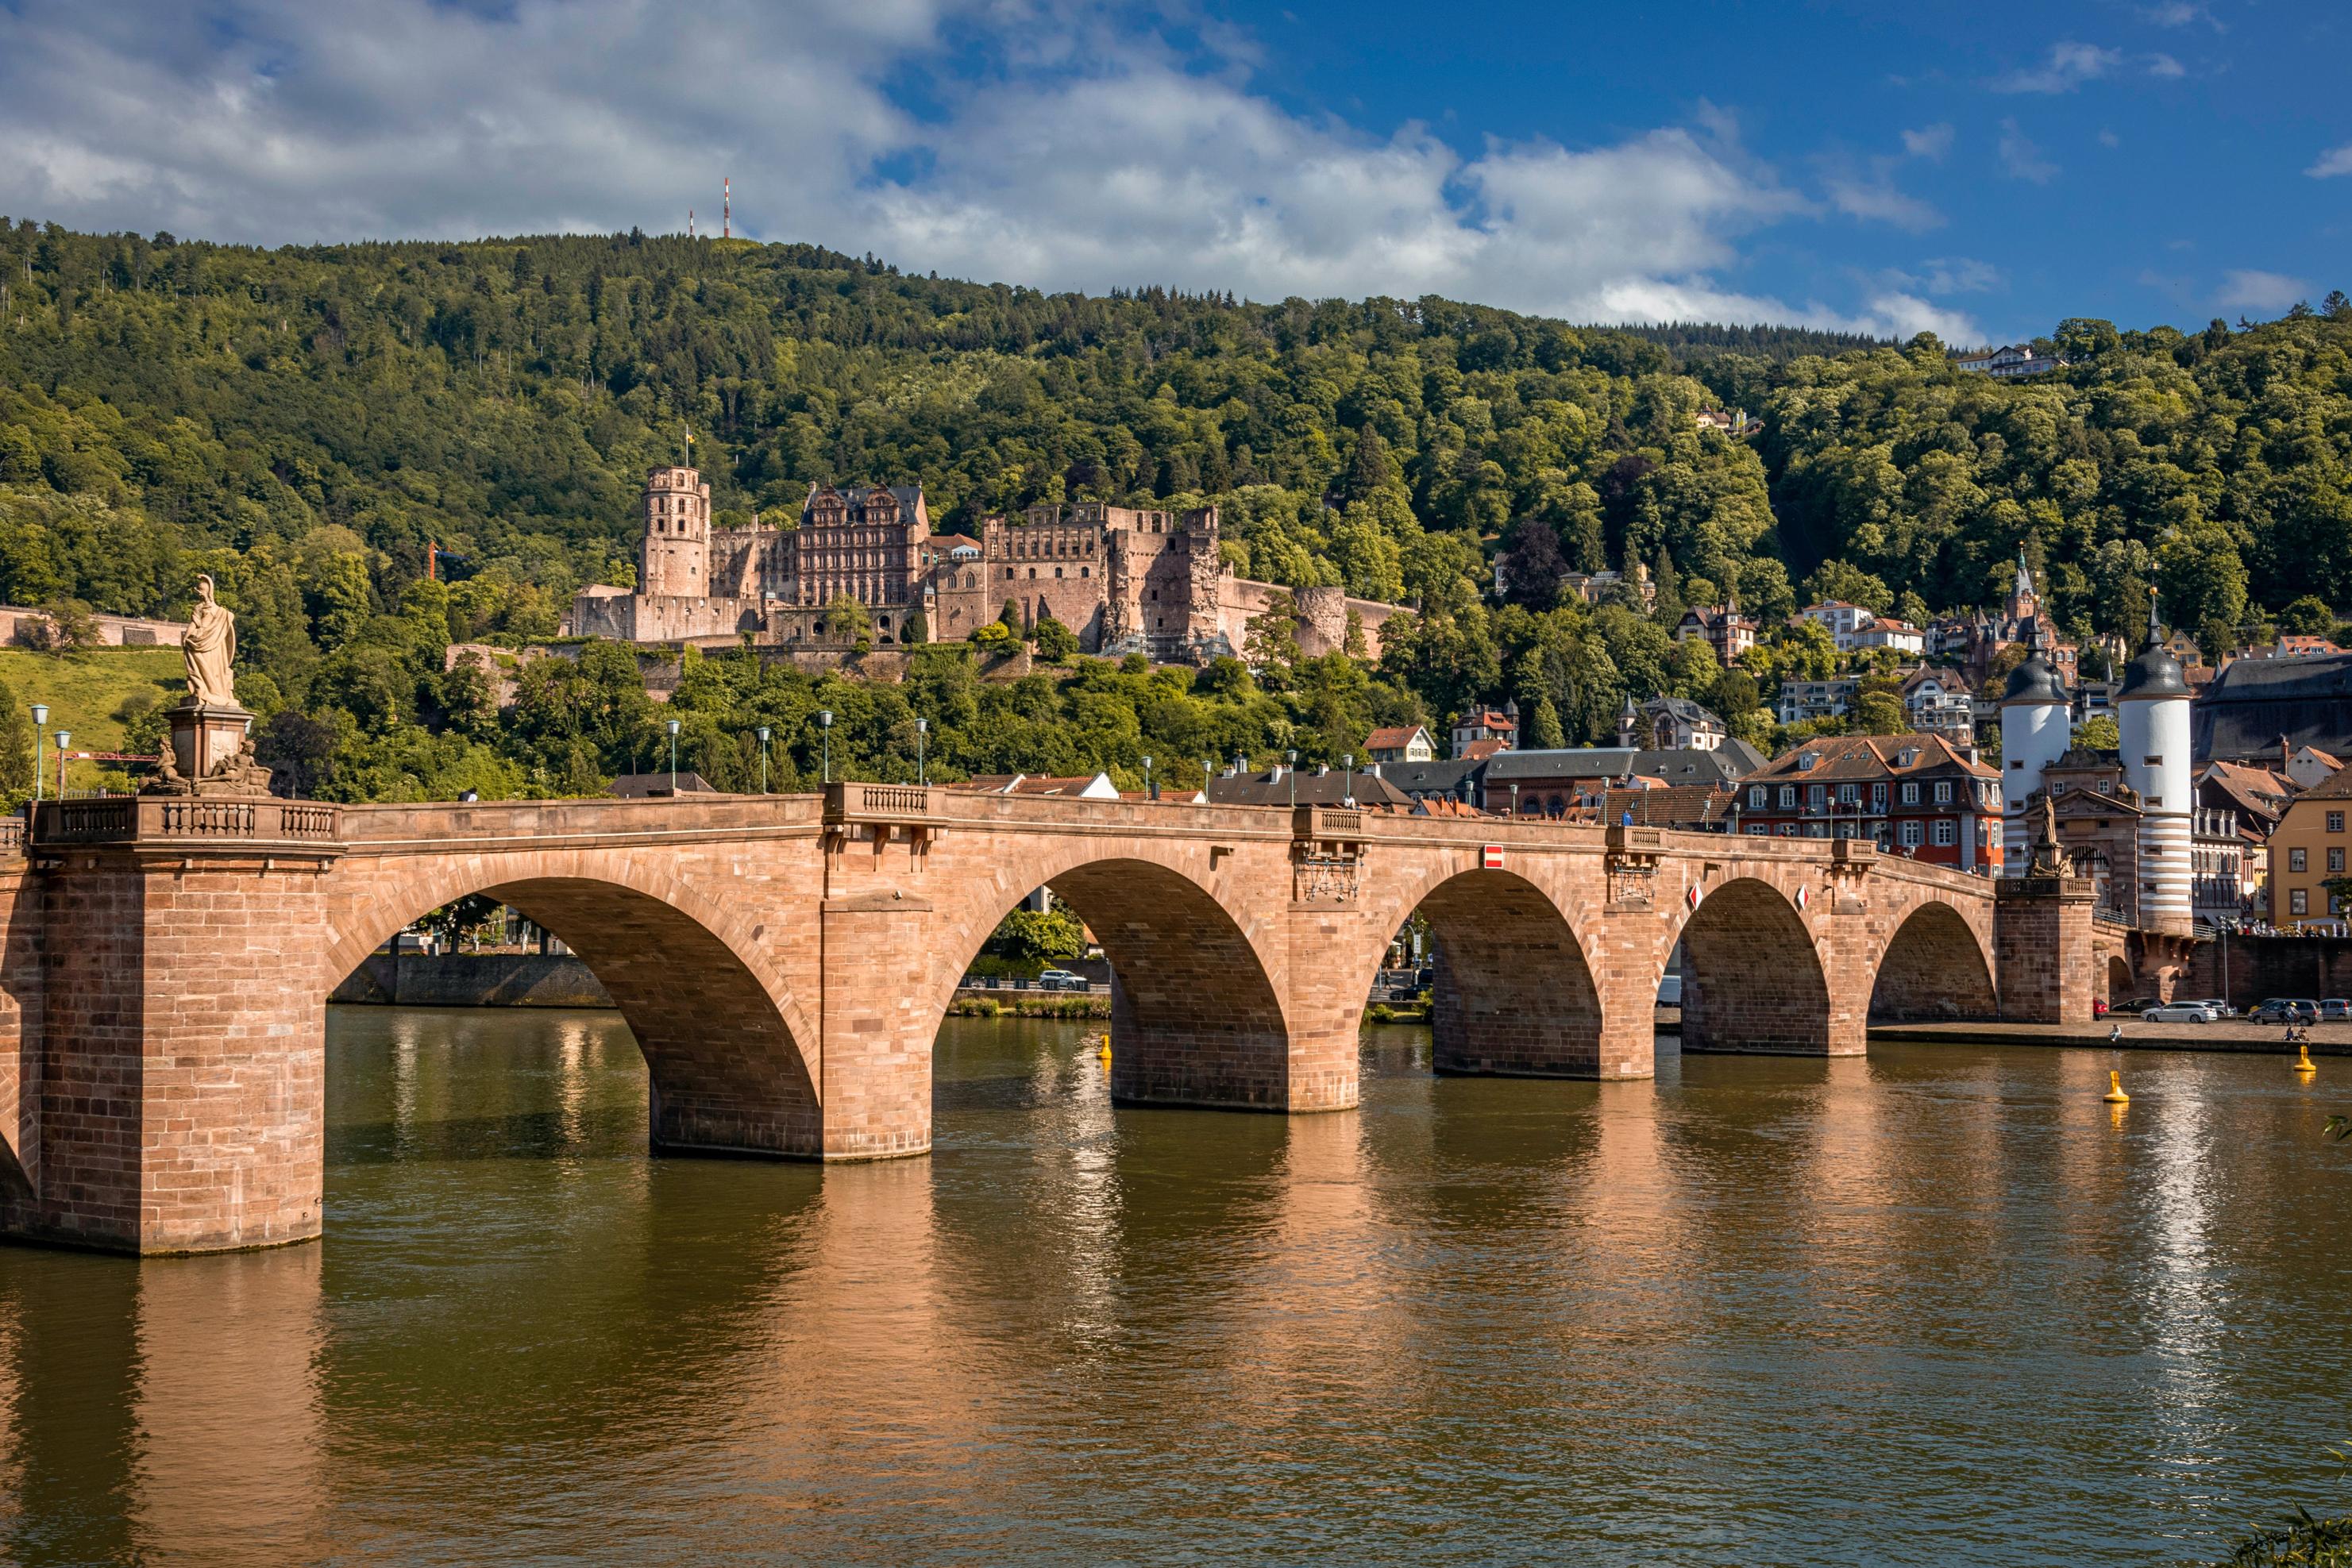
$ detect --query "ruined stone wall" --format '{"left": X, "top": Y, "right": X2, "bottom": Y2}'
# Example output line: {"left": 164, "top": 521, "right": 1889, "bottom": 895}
{"left": 2184, "top": 932, "right": 2352, "bottom": 1007}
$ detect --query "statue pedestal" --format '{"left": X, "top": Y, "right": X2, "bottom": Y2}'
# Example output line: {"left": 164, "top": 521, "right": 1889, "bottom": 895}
{"left": 152, "top": 701, "right": 270, "bottom": 796}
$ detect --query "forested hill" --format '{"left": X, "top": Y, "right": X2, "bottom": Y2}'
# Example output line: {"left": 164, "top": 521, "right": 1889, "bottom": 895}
{"left": 4, "top": 219, "right": 2349, "bottom": 649}
{"left": 2, "top": 218, "right": 2350, "bottom": 802}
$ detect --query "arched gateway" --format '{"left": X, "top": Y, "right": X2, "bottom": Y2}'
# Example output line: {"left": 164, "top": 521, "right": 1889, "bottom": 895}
{"left": 1, "top": 789, "right": 2053, "bottom": 1255}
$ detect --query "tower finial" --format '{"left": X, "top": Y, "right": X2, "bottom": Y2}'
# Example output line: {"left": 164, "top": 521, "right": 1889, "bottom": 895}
{"left": 2146, "top": 584, "right": 2163, "bottom": 646}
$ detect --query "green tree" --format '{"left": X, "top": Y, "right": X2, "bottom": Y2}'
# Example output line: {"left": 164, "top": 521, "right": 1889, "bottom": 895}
{"left": 1034, "top": 613, "right": 1078, "bottom": 663}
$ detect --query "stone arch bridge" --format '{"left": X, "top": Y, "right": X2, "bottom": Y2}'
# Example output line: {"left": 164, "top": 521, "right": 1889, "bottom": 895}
{"left": 0, "top": 784, "right": 2096, "bottom": 1254}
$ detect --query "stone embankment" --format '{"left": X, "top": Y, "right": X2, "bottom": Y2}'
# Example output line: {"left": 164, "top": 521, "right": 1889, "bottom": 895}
{"left": 1870, "top": 1018, "right": 2352, "bottom": 1054}
{"left": 333, "top": 953, "right": 613, "bottom": 1008}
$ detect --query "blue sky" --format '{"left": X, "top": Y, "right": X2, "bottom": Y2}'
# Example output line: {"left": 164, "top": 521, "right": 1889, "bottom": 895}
{"left": 1, "top": 0, "right": 2346, "bottom": 344}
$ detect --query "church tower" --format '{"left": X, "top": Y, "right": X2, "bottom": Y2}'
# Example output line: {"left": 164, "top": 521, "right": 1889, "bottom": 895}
{"left": 641, "top": 464, "right": 711, "bottom": 598}
{"left": 2118, "top": 591, "right": 2194, "bottom": 931}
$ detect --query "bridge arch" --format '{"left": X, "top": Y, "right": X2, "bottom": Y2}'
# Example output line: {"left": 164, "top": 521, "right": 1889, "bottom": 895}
{"left": 326, "top": 857, "right": 821, "bottom": 1158}
{"left": 920, "top": 844, "right": 1294, "bottom": 1110}
{"left": 1868, "top": 900, "right": 1998, "bottom": 1022}
{"left": 1669, "top": 875, "right": 1833, "bottom": 1054}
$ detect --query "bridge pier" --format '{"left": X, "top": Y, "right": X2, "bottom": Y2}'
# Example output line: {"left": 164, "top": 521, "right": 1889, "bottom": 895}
{"left": 3, "top": 800, "right": 341, "bottom": 1254}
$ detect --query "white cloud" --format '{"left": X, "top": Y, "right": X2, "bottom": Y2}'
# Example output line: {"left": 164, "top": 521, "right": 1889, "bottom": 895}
{"left": 1998, "top": 120, "right": 2060, "bottom": 183}
{"left": 1994, "top": 41, "right": 2122, "bottom": 94}
{"left": 0, "top": 0, "right": 1934, "bottom": 333}
{"left": 1825, "top": 175, "right": 1943, "bottom": 233}
{"left": 2216, "top": 269, "right": 2312, "bottom": 314}
{"left": 1916, "top": 257, "right": 2003, "bottom": 295}
{"left": 2140, "top": 2, "right": 2222, "bottom": 29}
{"left": 2146, "top": 52, "right": 2185, "bottom": 79}
{"left": 2099, "top": 128, "right": 2123, "bottom": 148}
{"left": 2308, "top": 143, "right": 2352, "bottom": 179}
{"left": 1901, "top": 123, "right": 1955, "bottom": 160}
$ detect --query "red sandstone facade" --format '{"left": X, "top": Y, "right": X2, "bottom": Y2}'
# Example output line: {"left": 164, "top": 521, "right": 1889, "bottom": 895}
{"left": 0, "top": 787, "right": 2115, "bottom": 1255}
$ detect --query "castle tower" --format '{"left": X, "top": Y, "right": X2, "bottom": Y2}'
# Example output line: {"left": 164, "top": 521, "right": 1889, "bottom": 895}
{"left": 1999, "top": 618, "right": 2071, "bottom": 876}
{"left": 641, "top": 464, "right": 711, "bottom": 598}
{"left": 2117, "top": 591, "right": 2194, "bottom": 931}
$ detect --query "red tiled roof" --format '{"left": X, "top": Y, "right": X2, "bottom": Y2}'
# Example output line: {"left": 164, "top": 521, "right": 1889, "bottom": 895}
{"left": 1366, "top": 725, "right": 1425, "bottom": 750}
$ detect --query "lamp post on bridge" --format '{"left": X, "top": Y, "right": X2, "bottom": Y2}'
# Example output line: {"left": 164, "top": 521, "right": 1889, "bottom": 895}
{"left": 1344, "top": 753, "right": 1355, "bottom": 807}
{"left": 1287, "top": 749, "right": 1297, "bottom": 808}
{"left": 30, "top": 703, "right": 47, "bottom": 803}
{"left": 1143, "top": 755, "right": 1152, "bottom": 799}
{"left": 757, "top": 726, "right": 770, "bottom": 794}
{"left": 818, "top": 710, "right": 833, "bottom": 784}
{"left": 665, "top": 718, "right": 680, "bottom": 794}
{"left": 52, "top": 731, "right": 69, "bottom": 801}
{"left": 915, "top": 717, "right": 927, "bottom": 786}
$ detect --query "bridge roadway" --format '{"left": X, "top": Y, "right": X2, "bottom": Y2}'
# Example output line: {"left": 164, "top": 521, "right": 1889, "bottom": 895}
{"left": 0, "top": 782, "right": 2051, "bottom": 1254}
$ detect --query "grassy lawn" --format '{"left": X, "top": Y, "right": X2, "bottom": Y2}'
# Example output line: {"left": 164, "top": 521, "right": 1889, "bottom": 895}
{"left": 0, "top": 647, "right": 187, "bottom": 784}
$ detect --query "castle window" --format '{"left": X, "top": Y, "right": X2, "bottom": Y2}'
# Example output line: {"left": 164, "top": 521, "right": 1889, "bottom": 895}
{"left": 1005, "top": 568, "right": 1014, "bottom": 580}
{"left": 1055, "top": 568, "right": 1063, "bottom": 578}
{"left": 1081, "top": 567, "right": 1089, "bottom": 578}
{"left": 1028, "top": 568, "right": 1037, "bottom": 579}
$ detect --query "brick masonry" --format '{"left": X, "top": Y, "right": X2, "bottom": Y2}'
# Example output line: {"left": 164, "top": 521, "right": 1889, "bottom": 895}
{"left": 1, "top": 790, "right": 2047, "bottom": 1254}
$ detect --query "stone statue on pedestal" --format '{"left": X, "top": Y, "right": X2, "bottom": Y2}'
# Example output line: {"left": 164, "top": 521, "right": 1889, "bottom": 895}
{"left": 144, "top": 576, "right": 274, "bottom": 796}
{"left": 183, "top": 574, "right": 237, "bottom": 707}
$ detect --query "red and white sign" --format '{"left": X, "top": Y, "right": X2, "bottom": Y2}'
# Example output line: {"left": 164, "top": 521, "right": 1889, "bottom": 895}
{"left": 1482, "top": 844, "right": 1504, "bottom": 870}
{"left": 1686, "top": 883, "right": 1702, "bottom": 911}
{"left": 1795, "top": 884, "right": 1812, "bottom": 911}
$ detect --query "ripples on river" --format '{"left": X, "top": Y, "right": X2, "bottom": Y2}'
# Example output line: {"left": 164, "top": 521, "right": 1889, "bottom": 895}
{"left": 2, "top": 1009, "right": 2349, "bottom": 1566}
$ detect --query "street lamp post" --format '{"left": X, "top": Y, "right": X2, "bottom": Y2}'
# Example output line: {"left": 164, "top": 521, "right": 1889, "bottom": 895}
{"left": 1344, "top": 753, "right": 1355, "bottom": 807}
{"left": 818, "top": 710, "right": 833, "bottom": 784}
{"left": 52, "top": 731, "right": 69, "bottom": 801}
{"left": 757, "top": 726, "right": 770, "bottom": 794}
{"left": 1143, "top": 755, "right": 1152, "bottom": 799}
{"left": 666, "top": 718, "right": 681, "bottom": 793}
{"left": 1287, "top": 749, "right": 1297, "bottom": 808}
{"left": 31, "top": 703, "right": 47, "bottom": 803}
{"left": 915, "top": 717, "right": 927, "bottom": 785}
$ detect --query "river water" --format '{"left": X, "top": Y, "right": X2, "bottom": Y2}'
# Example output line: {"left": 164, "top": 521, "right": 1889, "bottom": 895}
{"left": 2, "top": 1009, "right": 2349, "bottom": 1566}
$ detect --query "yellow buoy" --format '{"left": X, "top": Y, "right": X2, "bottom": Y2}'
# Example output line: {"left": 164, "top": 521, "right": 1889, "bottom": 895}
{"left": 2296, "top": 1044, "right": 2317, "bottom": 1075}
{"left": 2103, "top": 1069, "right": 2130, "bottom": 1104}
{"left": 1097, "top": 1035, "right": 1112, "bottom": 1062}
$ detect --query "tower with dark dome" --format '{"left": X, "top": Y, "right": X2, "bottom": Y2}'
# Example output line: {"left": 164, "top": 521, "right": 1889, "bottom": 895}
{"left": 2117, "top": 590, "right": 2194, "bottom": 931}
{"left": 1999, "top": 617, "right": 2070, "bottom": 875}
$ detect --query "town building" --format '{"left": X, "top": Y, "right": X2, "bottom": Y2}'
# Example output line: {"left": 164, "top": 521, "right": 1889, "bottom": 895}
{"left": 2192, "top": 649, "right": 2352, "bottom": 766}
{"left": 1559, "top": 565, "right": 1655, "bottom": 611}
{"left": 1452, "top": 705, "right": 1518, "bottom": 757}
{"left": 1899, "top": 666, "right": 1977, "bottom": 742}
{"left": 1954, "top": 344, "right": 2069, "bottom": 378}
{"left": 1370, "top": 756, "right": 1485, "bottom": 811}
{"left": 1364, "top": 725, "right": 1435, "bottom": 764}
{"left": 1483, "top": 742, "right": 1764, "bottom": 818}
{"left": 1205, "top": 762, "right": 1412, "bottom": 809}
{"left": 1617, "top": 695, "right": 1727, "bottom": 751}
{"left": 1675, "top": 596, "right": 1758, "bottom": 666}
{"left": 1735, "top": 734, "right": 2002, "bottom": 870}
{"left": 958, "top": 772, "right": 1122, "bottom": 799}
{"left": 569, "top": 465, "right": 1409, "bottom": 665}
{"left": 1795, "top": 600, "right": 1878, "bottom": 651}
{"left": 2283, "top": 745, "right": 2342, "bottom": 792}
{"left": 1776, "top": 676, "right": 1860, "bottom": 726}
{"left": 2268, "top": 765, "right": 2352, "bottom": 930}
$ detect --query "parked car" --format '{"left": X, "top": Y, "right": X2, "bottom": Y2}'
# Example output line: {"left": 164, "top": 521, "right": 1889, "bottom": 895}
{"left": 2250, "top": 999, "right": 2321, "bottom": 1024}
{"left": 2187, "top": 998, "right": 2238, "bottom": 1019}
{"left": 2092, "top": 996, "right": 2109, "bottom": 1019}
{"left": 2323, "top": 999, "right": 2352, "bottom": 1022}
{"left": 2142, "top": 1002, "right": 2218, "bottom": 1023}
{"left": 1036, "top": 968, "right": 1089, "bottom": 992}
{"left": 1656, "top": 974, "right": 1683, "bottom": 1007}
